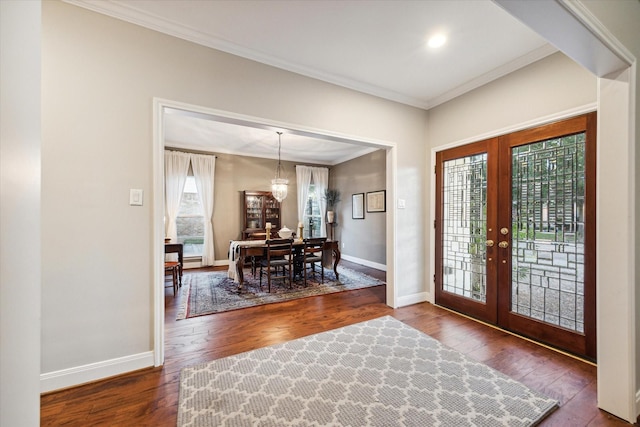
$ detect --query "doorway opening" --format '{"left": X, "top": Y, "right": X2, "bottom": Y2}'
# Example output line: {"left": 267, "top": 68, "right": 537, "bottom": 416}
{"left": 152, "top": 99, "right": 397, "bottom": 366}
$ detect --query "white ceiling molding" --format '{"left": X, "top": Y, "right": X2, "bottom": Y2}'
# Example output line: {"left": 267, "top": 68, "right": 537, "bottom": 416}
{"left": 493, "top": 0, "right": 631, "bottom": 77}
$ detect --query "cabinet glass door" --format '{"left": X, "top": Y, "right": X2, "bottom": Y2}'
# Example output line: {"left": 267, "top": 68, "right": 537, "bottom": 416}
{"left": 246, "top": 195, "right": 263, "bottom": 229}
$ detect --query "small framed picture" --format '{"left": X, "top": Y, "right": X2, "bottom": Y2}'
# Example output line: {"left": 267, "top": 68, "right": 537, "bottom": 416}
{"left": 352, "top": 193, "right": 365, "bottom": 219}
{"left": 366, "top": 190, "right": 386, "bottom": 213}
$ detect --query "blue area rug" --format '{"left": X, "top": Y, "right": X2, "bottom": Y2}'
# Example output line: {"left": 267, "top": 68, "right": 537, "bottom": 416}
{"left": 176, "top": 266, "right": 384, "bottom": 319}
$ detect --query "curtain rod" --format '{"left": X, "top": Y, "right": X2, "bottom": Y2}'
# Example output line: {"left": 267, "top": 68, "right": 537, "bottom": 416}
{"left": 165, "top": 147, "right": 217, "bottom": 158}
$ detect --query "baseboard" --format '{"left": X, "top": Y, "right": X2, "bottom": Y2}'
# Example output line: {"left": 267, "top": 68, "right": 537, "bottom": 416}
{"left": 182, "top": 260, "right": 203, "bottom": 269}
{"left": 396, "top": 291, "right": 430, "bottom": 307}
{"left": 183, "top": 259, "right": 229, "bottom": 269}
{"left": 40, "top": 351, "right": 155, "bottom": 393}
{"left": 340, "top": 254, "right": 387, "bottom": 271}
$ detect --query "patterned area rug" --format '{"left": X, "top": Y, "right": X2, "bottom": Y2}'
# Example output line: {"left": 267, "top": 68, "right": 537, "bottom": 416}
{"left": 176, "top": 266, "right": 384, "bottom": 319}
{"left": 178, "top": 316, "right": 558, "bottom": 426}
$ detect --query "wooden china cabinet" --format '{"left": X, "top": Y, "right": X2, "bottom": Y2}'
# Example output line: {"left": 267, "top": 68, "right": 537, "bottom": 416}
{"left": 242, "top": 191, "right": 281, "bottom": 239}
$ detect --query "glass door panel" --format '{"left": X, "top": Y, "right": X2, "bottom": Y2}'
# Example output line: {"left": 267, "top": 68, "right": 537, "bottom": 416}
{"left": 246, "top": 195, "right": 263, "bottom": 229}
{"left": 510, "top": 135, "right": 586, "bottom": 332}
{"left": 442, "top": 154, "right": 488, "bottom": 302}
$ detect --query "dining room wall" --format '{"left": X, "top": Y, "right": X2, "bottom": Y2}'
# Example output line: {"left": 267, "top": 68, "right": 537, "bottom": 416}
{"left": 179, "top": 149, "right": 387, "bottom": 265}
{"left": 195, "top": 152, "right": 308, "bottom": 263}
{"left": 330, "top": 150, "right": 387, "bottom": 267}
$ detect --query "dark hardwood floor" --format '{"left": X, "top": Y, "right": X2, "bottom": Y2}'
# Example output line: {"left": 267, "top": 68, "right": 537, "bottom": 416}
{"left": 41, "top": 261, "right": 633, "bottom": 426}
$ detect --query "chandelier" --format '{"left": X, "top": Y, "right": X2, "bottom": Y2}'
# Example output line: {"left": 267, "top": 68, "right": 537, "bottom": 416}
{"left": 271, "top": 132, "right": 288, "bottom": 202}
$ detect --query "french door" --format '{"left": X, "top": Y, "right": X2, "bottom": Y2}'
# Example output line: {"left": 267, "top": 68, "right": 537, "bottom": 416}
{"left": 435, "top": 113, "right": 596, "bottom": 360}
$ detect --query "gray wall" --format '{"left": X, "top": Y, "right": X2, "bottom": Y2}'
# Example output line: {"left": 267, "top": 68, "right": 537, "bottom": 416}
{"left": 331, "top": 150, "right": 386, "bottom": 266}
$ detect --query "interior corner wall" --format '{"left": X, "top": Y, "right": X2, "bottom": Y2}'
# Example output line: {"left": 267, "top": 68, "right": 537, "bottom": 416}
{"left": 0, "top": 1, "right": 42, "bottom": 425}
{"left": 330, "top": 150, "right": 387, "bottom": 266}
{"left": 41, "top": 0, "right": 426, "bottom": 383}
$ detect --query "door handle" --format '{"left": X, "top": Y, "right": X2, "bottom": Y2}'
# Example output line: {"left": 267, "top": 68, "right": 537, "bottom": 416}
{"left": 485, "top": 240, "right": 494, "bottom": 247}
{"left": 498, "top": 241, "right": 509, "bottom": 248}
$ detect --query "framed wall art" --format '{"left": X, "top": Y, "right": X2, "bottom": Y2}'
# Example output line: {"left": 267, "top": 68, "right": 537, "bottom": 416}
{"left": 352, "top": 193, "right": 365, "bottom": 219}
{"left": 366, "top": 190, "right": 386, "bottom": 213}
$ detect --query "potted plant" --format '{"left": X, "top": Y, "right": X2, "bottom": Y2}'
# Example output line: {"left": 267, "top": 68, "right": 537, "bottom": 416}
{"left": 323, "top": 189, "right": 341, "bottom": 224}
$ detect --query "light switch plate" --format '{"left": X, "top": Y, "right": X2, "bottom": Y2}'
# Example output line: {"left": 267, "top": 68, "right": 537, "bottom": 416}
{"left": 397, "top": 198, "right": 406, "bottom": 209}
{"left": 129, "top": 189, "right": 143, "bottom": 206}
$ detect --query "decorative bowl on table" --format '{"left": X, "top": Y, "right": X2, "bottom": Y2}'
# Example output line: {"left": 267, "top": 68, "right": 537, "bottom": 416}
{"left": 278, "top": 226, "right": 293, "bottom": 239}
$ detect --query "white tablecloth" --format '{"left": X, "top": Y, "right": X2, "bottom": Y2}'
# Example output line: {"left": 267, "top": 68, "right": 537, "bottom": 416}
{"left": 227, "top": 240, "right": 266, "bottom": 282}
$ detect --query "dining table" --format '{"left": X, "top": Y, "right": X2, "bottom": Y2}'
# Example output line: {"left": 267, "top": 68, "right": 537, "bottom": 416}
{"left": 228, "top": 239, "right": 341, "bottom": 291}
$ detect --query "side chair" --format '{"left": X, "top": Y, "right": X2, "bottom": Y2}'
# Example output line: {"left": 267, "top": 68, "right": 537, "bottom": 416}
{"left": 259, "top": 238, "right": 294, "bottom": 292}
{"left": 164, "top": 261, "right": 180, "bottom": 296}
{"left": 302, "top": 237, "right": 327, "bottom": 286}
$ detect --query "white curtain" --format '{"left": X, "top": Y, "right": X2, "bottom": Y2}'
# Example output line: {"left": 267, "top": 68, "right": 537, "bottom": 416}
{"left": 296, "top": 165, "right": 329, "bottom": 238}
{"left": 191, "top": 153, "right": 216, "bottom": 266}
{"left": 295, "top": 165, "right": 313, "bottom": 235}
{"left": 310, "top": 167, "right": 329, "bottom": 238}
{"left": 164, "top": 150, "right": 190, "bottom": 243}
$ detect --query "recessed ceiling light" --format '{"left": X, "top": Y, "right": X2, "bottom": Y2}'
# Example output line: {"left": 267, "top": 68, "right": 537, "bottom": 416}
{"left": 427, "top": 33, "right": 447, "bottom": 49}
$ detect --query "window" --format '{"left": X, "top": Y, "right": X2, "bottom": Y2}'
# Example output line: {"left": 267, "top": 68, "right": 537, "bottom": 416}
{"left": 176, "top": 175, "right": 204, "bottom": 257}
{"left": 304, "top": 184, "right": 322, "bottom": 238}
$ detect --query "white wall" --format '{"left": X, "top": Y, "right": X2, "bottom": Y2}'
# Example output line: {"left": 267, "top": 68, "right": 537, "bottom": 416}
{"left": 41, "top": 1, "right": 426, "bottom": 385}
{"left": 0, "top": 1, "right": 42, "bottom": 425}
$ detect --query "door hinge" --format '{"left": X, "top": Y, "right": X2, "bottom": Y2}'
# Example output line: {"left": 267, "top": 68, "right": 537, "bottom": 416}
{"left": 433, "top": 274, "right": 436, "bottom": 283}
{"left": 434, "top": 219, "right": 436, "bottom": 228}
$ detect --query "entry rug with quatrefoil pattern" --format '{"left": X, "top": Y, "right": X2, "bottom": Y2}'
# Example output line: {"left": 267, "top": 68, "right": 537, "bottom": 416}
{"left": 178, "top": 316, "right": 558, "bottom": 426}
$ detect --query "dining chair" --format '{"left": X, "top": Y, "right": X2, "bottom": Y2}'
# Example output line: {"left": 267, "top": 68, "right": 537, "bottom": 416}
{"left": 259, "top": 238, "right": 294, "bottom": 292}
{"left": 164, "top": 261, "right": 180, "bottom": 296}
{"left": 302, "top": 237, "right": 327, "bottom": 286}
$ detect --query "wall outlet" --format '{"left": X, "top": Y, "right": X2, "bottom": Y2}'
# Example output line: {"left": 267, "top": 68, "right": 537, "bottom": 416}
{"left": 342, "top": 242, "right": 345, "bottom": 249}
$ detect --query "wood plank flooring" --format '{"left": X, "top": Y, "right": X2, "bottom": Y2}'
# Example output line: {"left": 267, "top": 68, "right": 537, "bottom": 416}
{"left": 41, "top": 261, "right": 633, "bottom": 426}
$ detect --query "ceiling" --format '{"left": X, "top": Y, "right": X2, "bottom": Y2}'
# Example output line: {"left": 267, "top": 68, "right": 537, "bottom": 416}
{"left": 68, "top": 0, "right": 556, "bottom": 165}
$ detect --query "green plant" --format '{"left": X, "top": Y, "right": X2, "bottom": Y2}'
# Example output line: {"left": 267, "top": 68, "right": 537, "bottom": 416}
{"left": 323, "top": 189, "right": 341, "bottom": 210}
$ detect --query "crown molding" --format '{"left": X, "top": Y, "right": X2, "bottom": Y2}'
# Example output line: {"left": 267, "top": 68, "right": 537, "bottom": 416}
{"left": 66, "top": 0, "right": 557, "bottom": 111}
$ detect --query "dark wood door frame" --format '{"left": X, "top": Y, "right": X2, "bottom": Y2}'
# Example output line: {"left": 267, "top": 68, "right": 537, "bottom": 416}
{"left": 435, "top": 112, "right": 597, "bottom": 360}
